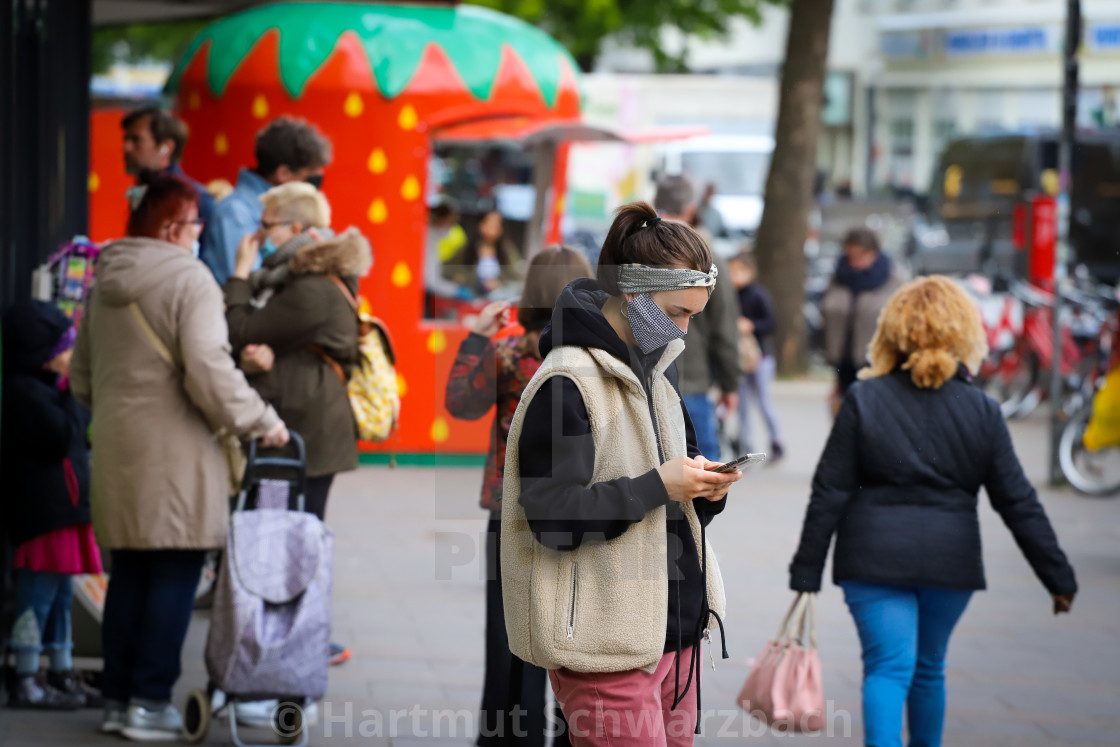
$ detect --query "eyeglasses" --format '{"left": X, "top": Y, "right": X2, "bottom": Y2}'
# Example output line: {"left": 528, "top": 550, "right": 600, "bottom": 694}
{"left": 170, "top": 218, "right": 205, "bottom": 228}
{"left": 259, "top": 219, "right": 294, "bottom": 231}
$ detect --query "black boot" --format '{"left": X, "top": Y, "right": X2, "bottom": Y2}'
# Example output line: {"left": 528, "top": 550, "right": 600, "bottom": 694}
{"left": 46, "top": 670, "right": 102, "bottom": 708}
{"left": 7, "top": 673, "right": 84, "bottom": 709}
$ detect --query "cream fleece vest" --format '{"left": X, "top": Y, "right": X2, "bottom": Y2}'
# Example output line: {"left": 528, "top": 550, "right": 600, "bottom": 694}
{"left": 501, "top": 340, "right": 727, "bottom": 674}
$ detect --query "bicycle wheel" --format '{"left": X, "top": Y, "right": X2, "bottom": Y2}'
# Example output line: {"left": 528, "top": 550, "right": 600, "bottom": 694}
{"left": 980, "top": 348, "right": 1040, "bottom": 419}
{"left": 1059, "top": 405, "right": 1120, "bottom": 496}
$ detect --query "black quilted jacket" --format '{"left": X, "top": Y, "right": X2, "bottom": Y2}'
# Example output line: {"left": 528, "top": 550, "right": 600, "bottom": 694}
{"left": 790, "top": 367, "right": 1078, "bottom": 596}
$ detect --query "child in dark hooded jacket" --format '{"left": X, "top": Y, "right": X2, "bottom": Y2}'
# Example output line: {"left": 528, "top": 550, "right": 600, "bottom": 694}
{"left": 2, "top": 299, "right": 102, "bottom": 709}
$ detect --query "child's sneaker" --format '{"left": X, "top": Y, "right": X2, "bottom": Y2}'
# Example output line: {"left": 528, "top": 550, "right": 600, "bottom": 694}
{"left": 8, "top": 673, "right": 83, "bottom": 710}
{"left": 100, "top": 699, "right": 128, "bottom": 734}
{"left": 121, "top": 702, "right": 183, "bottom": 742}
{"left": 328, "top": 642, "right": 352, "bottom": 666}
{"left": 47, "top": 670, "right": 103, "bottom": 708}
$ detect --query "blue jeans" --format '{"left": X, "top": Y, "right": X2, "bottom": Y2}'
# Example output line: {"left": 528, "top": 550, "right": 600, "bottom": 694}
{"left": 681, "top": 393, "right": 720, "bottom": 461}
{"left": 840, "top": 582, "right": 973, "bottom": 747}
{"left": 101, "top": 549, "right": 206, "bottom": 703}
{"left": 737, "top": 356, "right": 782, "bottom": 450}
{"left": 10, "top": 570, "right": 74, "bottom": 674}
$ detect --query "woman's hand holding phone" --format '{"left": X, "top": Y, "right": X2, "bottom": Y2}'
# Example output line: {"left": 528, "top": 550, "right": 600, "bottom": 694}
{"left": 657, "top": 455, "right": 741, "bottom": 504}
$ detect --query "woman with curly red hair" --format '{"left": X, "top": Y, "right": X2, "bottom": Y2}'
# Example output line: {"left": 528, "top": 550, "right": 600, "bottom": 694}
{"left": 790, "top": 275, "right": 1078, "bottom": 747}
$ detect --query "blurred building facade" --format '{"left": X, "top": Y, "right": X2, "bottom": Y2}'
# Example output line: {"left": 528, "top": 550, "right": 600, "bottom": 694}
{"left": 597, "top": 0, "right": 1120, "bottom": 199}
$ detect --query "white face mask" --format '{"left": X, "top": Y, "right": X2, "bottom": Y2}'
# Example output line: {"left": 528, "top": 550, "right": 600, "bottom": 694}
{"left": 191, "top": 240, "right": 201, "bottom": 260}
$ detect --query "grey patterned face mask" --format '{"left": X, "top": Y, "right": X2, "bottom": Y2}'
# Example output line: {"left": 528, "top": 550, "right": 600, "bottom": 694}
{"left": 616, "top": 262, "right": 718, "bottom": 354}
{"left": 625, "top": 293, "right": 685, "bottom": 354}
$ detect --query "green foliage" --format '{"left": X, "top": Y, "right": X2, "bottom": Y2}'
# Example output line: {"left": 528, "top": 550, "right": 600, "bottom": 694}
{"left": 92, "top": 19, "right": 211, "bottom": 75}
{"left": 466, "top": 0, "right": 767, "bottom": 71}
{"left": 92, "top": 1, "right": 769, "bottom": 80}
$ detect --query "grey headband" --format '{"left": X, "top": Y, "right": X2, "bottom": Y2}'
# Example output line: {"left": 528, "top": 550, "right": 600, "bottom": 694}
{"left": 616, "top": 262, "right": 718, "bottom": 296}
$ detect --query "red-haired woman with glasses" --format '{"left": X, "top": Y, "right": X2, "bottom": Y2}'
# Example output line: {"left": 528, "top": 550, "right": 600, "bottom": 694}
{"left": 72, "top": 169, "right": 288, "bottom": 740}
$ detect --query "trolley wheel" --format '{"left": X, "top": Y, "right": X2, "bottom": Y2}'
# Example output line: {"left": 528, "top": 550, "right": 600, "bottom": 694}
{"left": 274, "top": 699, "right": 304, "bottom": 745}
{"left": 183, "top": 689, "right": 211, "bottom": 744}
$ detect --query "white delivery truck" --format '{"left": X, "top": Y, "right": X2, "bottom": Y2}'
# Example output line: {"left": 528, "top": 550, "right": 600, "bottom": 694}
{"left": 655, "top": 134, "right": 775, "bottom": 244}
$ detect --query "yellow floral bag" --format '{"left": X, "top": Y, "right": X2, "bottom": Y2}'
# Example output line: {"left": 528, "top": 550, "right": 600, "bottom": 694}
{"left": 318, "top": 276, "right": 401, "bottom": 443}
{"left": 1084, "top": 368, "right": 1120, "bottom": 452}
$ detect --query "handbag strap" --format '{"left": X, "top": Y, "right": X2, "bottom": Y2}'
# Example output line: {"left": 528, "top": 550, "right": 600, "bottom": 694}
{"left": 776, "top": 592, "right": 811, "bottom": 641}
{"left": 791, "top": 592, "right": 819, "bottom": 649}
{"left": 308, "top": 274, "right": 361, "bottom": 385}
{"left": 308, "top": 344, "right": 347, "bottom": 385}
{"left": 129, "top": 302, "right": 178, "bottom": 370}
{"left": 325, "top": 274, "right": 360, "bottom": 316}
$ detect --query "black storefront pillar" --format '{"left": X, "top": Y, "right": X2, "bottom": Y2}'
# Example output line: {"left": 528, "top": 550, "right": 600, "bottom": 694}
{"left": 0, "top": 0, "right": 91, "bottom": 310}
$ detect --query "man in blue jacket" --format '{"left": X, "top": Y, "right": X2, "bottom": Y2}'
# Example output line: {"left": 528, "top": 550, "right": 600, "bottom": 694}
{"left": 202, "top": 117, "right": 332, "bottom": 285}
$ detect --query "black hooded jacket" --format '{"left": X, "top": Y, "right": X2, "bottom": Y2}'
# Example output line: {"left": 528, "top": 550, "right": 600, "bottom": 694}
{"left": 516, "top": 278, "right": 727, "bottom": 655}
{"left": 1, "top": 300, "right": 92, "bottom": 546}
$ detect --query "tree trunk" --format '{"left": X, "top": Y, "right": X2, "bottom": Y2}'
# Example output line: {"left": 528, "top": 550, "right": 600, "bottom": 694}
{"left": 754, "top": 0, "right": 834, "bottom": 375}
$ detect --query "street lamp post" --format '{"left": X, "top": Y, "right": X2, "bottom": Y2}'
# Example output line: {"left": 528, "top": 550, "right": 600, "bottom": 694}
{"left": 1050, "top": 0, "right": 1081, "bottom": 485}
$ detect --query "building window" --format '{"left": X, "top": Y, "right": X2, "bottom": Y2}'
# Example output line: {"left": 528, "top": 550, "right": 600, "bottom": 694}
{"left": 933, "top": 120, "right": 956, "bottom": 160}
{"left": 889, "top": 119, "right": 915, "bottom": 187}
{"left": 973, "top": 89, "right": 1005, "bottom": 133}
{"left": 1018, "top": 88, "right": 1059, "bottom": 129}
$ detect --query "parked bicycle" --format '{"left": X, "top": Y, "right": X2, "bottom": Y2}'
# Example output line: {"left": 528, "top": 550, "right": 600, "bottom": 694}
{"left": 1058, "top": 293, "right": 1120, "bottom": 496}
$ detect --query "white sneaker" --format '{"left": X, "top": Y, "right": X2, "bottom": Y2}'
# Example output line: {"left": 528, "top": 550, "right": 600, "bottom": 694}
{"left": 121, "top": 702, "right": 184, "bottom": 742}
{"left": 100, "top": 700, "right": 127, "bottom": 734}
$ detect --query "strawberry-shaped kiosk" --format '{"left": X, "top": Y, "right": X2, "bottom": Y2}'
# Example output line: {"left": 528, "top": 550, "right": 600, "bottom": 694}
{"left": 159, "top": 2, "right": 585, "bottom": 459}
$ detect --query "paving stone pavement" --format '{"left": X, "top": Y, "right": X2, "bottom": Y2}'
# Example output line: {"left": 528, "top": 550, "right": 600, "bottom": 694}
{"left": 2, "top": 380, "right": 1119, "bottom": 745}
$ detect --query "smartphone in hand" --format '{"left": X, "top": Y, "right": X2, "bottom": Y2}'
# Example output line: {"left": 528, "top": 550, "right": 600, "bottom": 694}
{"left": 707, "top": 453, "right": 767, "bottom": 474}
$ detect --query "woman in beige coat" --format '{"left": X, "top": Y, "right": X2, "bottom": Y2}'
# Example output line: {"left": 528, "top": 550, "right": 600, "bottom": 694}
{"left": 70, "top": 170, "right": 288, "bottom": 741}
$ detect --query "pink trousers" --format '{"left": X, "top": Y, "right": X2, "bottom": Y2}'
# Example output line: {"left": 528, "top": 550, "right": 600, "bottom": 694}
{"left": 548, "top": 647, "right": 699, "bottom": 746}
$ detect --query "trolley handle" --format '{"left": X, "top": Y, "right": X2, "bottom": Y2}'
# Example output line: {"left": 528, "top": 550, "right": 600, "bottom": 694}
{"left": 235, "top": 431, "right": 308, "bottom": 513}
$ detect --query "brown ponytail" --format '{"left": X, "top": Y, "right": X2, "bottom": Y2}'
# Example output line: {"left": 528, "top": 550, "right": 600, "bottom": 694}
{"left": 596, "top": 201, "right": 711, "bottom": 296}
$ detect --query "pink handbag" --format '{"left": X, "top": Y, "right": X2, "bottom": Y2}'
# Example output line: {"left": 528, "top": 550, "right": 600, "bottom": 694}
{"left": 738, "top": 592, "right": 826, "bottom": 733}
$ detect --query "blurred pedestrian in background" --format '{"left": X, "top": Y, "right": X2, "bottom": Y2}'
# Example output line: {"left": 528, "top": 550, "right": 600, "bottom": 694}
{"left": 424, "top": 198, "right": 472, "bottom": 308}
{"left": 71, "top": 170, "right": 288, "bottom": 741}
{"left": 790, "top": 276, "right": 1077, "bottom": 747}
{"left": 203, "top": 116, "right": 332, "bottom": 285}
{"left": 656, "top": 175, "right": 739, "bottom": 461}
{"left": 444, "top": 210, "right": 523, "bottom": 299}
{"left": 503, "top": 202, "right": 739, "bottom": 744}
{"left": 821, "top": 226, "right": 903, "bottom": 412}
{"left": 696, "top": 182, "right": 725, "bottom": 239}
{"left": 1, "top": 300, "right": 101, "bottom": 710}
{"left": 445, "top": 246, "right": 593, "bottom": 747}
{"left": 727, "top": 253, "right": 784, "bottom": 462}
{"left": 121, "top": 107, "right": 214, "bottom": 241}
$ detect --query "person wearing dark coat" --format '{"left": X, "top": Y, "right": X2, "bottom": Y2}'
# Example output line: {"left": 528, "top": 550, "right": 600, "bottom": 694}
{"left": 1, "top": 300, "right": 102, "bottom": 709}
{"left": 225, "top": 226, "right": 371, "bottom": 519}
{"left": 789, "top": 276, "right": 1077, "bottom": 747}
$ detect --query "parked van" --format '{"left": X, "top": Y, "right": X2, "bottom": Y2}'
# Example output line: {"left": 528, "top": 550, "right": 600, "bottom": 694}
{"left": 911, "top": 131, "right": 1120, "bottom": 283}
{"left": 655, "top": 134, "right": 774, "bottom": 242}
